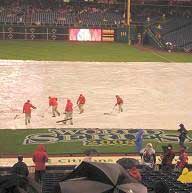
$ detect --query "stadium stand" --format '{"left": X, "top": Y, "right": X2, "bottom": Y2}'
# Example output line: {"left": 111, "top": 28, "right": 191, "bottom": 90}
{"left": 149, "top": 17, "right": 192, "bottom": 51}
{"left": 30, "top": 8, "right": 123, "bottom": 27}
{"left": 0, "top": 3, "right": 124, "bottom": 27}
{"left": 151, "top": 17, "right": 192, "bottom": 35}
{"left": 163, "top": 24, "right": 192, "bottom": 49}
{"left": 0, "top": 0, "right": 192, "bottom": 52}
{"left": 39, "top": 164, "right": 192, "bottom": 193}
{"left": 0, "top": 9, "right": 25, "bottom": 25}
{"left": 142, "top": 170, "right": 192, "bottom": 193}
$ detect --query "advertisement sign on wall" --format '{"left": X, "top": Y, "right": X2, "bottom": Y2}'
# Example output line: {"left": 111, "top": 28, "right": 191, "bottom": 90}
{"left": 69, "top": 28, "right": 101, "bottom": 41}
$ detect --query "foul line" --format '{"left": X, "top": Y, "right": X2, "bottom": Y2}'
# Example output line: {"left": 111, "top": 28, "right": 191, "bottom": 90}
{"left": 151, "top": 51, "right": 174, "bottom": 63}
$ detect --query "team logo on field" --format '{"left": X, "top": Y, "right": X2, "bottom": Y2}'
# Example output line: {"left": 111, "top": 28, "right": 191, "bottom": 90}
{"left": 23, "top": 128, "right": 192, "bottom": 146}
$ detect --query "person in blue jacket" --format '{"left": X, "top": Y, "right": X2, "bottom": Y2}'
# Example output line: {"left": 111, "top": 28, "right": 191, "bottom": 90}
{"left": 135, "top": 129, "right": 144, "bottom": 153}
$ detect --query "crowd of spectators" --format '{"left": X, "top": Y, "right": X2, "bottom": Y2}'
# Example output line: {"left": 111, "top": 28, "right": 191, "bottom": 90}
{"left": 0, "top": 0, "right": 191, "bottom": 26}
{"left": 0, "top": 124, "right": 192, "bottom": 193}
{"left": 0, "top": 2, "right": 125, "bottom": 26}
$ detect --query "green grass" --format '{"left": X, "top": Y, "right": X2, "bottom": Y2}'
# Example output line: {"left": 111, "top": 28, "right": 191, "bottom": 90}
{"left": 0, "top": 129, "right": 191, "bottom": 155}
{"left": 0, "top": 40, "right": 191, "bottom": 62}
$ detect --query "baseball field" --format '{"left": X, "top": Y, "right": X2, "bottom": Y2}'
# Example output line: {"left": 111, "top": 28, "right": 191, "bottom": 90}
{"left": 0, "top": 40, "right": 192, "bottom": 156}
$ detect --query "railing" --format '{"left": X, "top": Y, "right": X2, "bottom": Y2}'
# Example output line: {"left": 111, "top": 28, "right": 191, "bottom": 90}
{"left": 147, "top": 28, "right": 165, "bottom": 49}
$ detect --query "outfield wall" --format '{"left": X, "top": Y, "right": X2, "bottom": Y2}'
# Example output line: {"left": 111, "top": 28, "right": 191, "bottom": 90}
{"left": 1, "top": 155, "right": 192, "bottom": 167}
{"left": 0, "top": 25, "right": 137, "bottom": 42}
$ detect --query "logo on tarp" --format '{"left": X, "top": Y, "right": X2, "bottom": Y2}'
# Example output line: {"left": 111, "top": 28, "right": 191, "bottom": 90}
{"left": 23, "top": 128, "right": 192, "bottom": 146}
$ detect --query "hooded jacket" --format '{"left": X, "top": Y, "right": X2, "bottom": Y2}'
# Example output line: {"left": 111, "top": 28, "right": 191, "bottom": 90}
{"left": 33, "top": 144, "right": 48, "bottom": 171}
{"left": 65, "top": 100, "right": 73, "bottom": 112}
{"left": 128, "top": 167, "right": 142, "bottom": 181}
{"left": 49, "top": 97, "right": 58, "bottom": 106}
{"left": 77, "top": 95, "right": 86, "bottom": 105}
{"left": 116, "top": 96, "right": 123, "bottom": 105}
{"left": 23, "top": 101, "right": 36, "bottom": 114}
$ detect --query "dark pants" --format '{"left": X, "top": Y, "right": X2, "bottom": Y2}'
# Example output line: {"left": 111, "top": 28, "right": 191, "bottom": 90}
{"left": 161, "top": 164, "right": 174, "bottom": 172}
{"left": 179, "top": 135, "right": 186, "bottom": 147}
{"left": 35, "top": 170, "right": 45, "bottom": 183}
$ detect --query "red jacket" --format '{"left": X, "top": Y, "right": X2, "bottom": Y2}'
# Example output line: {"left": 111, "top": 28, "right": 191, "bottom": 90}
{"left": 116, "top": 97, "right": 123, "bottom": 105}
{"left": 23, "top": 102, "right": 36, "bottom": 114}
{"left": 65, "top": 100, "right": 73, "bottom": 112}
{"left": 49, "top": 97, "right": 58, "bottom": 106}
{"left": 177, "top": 152, "right": 188, "bottom": 169}
{"left": 33, "top": 144, "right": 48, "bottom": 171}
{"left": 77, "top": 95, "right": 85, "bottom": 105}
{"left": 129, "top": 167, "right": 142, "bottom": 181}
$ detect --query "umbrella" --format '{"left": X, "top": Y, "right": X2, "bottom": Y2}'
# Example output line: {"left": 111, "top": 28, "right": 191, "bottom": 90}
{"left": 57, "top": 162, "right": 147, "bottom": 193}
{"left": 0, "top": 174, "right": 28, "bottom": 193}
{"left": 116, "top": 158, "right": 140, "bottom": 170}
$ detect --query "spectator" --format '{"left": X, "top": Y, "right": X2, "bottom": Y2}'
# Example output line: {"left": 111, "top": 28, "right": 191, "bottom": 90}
{"left": 162, "top": 13, "right": 166, "bottom": 21}
{"left": 128, "top": 165, "right": 142, "bottom": 181}
{"left": 135, "top": 129, "right": 144, "bottom": 153}
{"left": 83, "top": 153, "right": 92, "bottom": 162}
{"left": 117, "top": 158, "right": 141, "bottom": 181}
{"left": 178, "top": 123, "right": 188, "bottom": 147}
{"left": 140, "top": 143, "right": 156, "bottom": 169}
{"left": 11, "top": 155, "right": 29, "bottom": 177}
{"left": 157, "top": 24, "right": 162, "bottom": 30}
{"left": 32, "top": 144, "right": 48, "bottom": 183}
{"left": 116, "top": 158, "right": 141, "bottom": 181}
{"left": 83, "top": 149, "right": 97, "bottom": 162}
{"left": 165, "top": 42, "right": 173, "bottom": 52}
{"left": 161, "top": 144, "right": 175, "bottom": 171}
{"left": 176, "top": 146, "right": 188, "bottom": 170}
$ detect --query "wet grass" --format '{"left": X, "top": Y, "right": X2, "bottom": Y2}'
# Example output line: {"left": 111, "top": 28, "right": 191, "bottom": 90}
{"left": 0, "top": 40, "right": 191, "bottom": 62}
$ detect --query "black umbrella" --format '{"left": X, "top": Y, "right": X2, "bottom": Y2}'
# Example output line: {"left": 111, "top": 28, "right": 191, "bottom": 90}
{"left": 0, "top": 174, "right": 28, "bottom": 193}
{"left": 57, "top": 162, "right": 147, "bottom": 193}
{"left": 116, "top": 158, "right": 140, "bottom": 170}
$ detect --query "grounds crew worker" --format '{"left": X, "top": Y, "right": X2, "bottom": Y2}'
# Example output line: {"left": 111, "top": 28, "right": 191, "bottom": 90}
{"left": 23, "top": 100, "right": 36, "bottom": 125}
{"left": 64, "top": 99, "right": 73, "bottom": 125}
{"left": 115, "top": 95, "right": 123, "bottom": 112}
{"left": 48, "top": 96, "right": 60, "bottom": 117}
{"left": 77, "top": 94, "right": 86, "bottom": 114}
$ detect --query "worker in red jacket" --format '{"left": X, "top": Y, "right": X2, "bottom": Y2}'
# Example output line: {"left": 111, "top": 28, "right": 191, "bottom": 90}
{"left": 115, "top": 95, "right": 123, "bottom": 112}
{"left": 77, "top": 94, "right": 86, "bottom": 114}
{"left": 48, "top": 96, "right": 60, "bottom": 117}
{"left": 23, "top": 100, "right": 36, "bottom": 125}
{"left": 32, "top": 144, "right": 48, "bottom": 183}
{"left": 64, "top": 99, "right": 73, "bottom": 125}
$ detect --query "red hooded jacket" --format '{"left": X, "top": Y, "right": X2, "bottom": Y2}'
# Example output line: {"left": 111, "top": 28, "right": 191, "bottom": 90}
{"left": 65, "top": 100, "right": 73, "bottom": 112}
{"left": 77, "top": 95, "right": 86, "bottom": 105}
{"left": 116, "top": 96, "right": 123, "bottom": 105}
{"left": 23, "top": 101, "right": 36, "bottom": 114}
{"left": 33, "top": 144, "right": 48, "bottom": 171}
{"left": 49, "top": 97, "right": 58, "bottom": 106}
